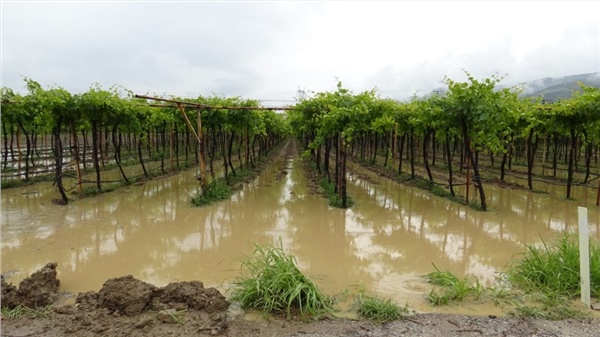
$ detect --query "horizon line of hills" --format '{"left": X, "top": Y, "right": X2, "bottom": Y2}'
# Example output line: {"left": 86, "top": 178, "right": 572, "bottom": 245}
{"left": 423, "top": 71, "right": 600, "bottom": 102}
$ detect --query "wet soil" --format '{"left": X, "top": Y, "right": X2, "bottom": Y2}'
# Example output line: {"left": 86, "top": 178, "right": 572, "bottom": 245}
{"left": 2, "top": 264, "right": 599, "bottom": 337}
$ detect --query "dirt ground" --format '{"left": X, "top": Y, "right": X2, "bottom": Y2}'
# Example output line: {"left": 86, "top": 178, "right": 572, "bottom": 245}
{"left": 2, "top": 264, "right": 599, "bottom": 337}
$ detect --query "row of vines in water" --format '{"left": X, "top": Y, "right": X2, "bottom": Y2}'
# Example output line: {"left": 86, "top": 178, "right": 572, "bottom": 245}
{"left": 288, "top": 73, "right": 600, "bottom": 210}
{"left": 2, "top": 74, "right": 599, "bottom": 209}
{"left": 1, "top": 79, "right": 289, "bottom": 204}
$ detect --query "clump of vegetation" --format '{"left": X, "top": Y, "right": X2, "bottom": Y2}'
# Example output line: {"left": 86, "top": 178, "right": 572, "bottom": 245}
{"left": 394, "top": 173, "right": 478, "bottom": 210}
{"left": 229, "top": 239, "right": 333, "bottom": 319}
{"left": 191, "top": 169, "right": 253, "bottom": 207}
{"left": 0, "top": 179, "right": 24, "bottom": 189}
{"left": 191, "top": 180, "right": 232, "bottom": 206}
{"left": 424, "top": 265, "right": 485, "bottom": 306}
{"left": 425, "top": 235, "right": 599, "bottom": 319}
{"left": 0, "top": 305, "right": 52, "bottom": 319}
{"left": 509, "top": 294, "right": 589, "bottom": 320}
{"left": 356, "top": 293, "right": 409, "bottom": 323}
{"left": 503, "top": 235, "right": 599, "bottom": 319}
{"left": 506, "top": 235, "right": 600, "bottom": 298}
{"left": 319, "top": 177, "right": 354, "bottom": 208}
{"left": 79, "top": 183, "right": 121, "bottom": 198}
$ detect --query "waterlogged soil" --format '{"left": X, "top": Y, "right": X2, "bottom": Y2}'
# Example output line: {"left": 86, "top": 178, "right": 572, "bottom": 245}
{"left": 2, "top": 264, "right": 599, "bottom": 337}
{"left": 2, "top": 139, "right": 600, "bottom": 336}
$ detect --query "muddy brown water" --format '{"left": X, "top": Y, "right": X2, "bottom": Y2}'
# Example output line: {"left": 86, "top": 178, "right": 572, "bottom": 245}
{"left": 2, "top": 141, "right": 599, "bottom": 317}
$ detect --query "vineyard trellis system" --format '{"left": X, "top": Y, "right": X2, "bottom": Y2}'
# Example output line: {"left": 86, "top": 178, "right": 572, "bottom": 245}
{"left": 2, "top": 74, "right": 599, "bottom": 208}
{"left": 1, "top": 80, "right": 290, "bottom": 205}
{"left": 288, "top": 75, "right": 600, "bottom": 209}
{"left": 134, "top": 94, "right": 294, "bottom": 195}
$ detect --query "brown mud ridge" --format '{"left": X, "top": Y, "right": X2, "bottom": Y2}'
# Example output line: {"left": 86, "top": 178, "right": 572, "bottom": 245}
{"left": 3, "top": 264, "right": 600, "bottom": 337}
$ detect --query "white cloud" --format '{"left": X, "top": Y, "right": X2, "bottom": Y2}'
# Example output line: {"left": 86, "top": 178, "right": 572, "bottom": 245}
{"left": 2, "top": 1, "right": 599, "bottom": 101}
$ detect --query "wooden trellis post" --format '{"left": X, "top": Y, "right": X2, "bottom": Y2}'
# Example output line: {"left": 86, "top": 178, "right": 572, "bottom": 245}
{"left": 196, "top": 109, "right": 206, "bottom": 193}
{"left": 135, "top": 94, "right": 293, "bottom": 196}
{"left": 174, "top": 103, "right": 207, "bottom": 193}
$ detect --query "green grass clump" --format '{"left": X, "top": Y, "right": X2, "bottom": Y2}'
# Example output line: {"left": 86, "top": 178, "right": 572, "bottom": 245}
{"left": 1, "top": 305, "right": 52, "bottom": 319}
{"left": 356, "top": 293, "right": 408, "bottom": 323}
{"left": 229, "top": 239, "right": 333, "bottom": 319}
{"left": 191, "top": 180, "right": 232, "bottom": 206}
{"left": 192, "top": 169, "right": 254, "bottom": 207}
{"left": 79, "top": 183, "right": 121, "bottom": 198}
{"left": 509, "top": 295, "right": 589, "bottom": 320}
{"left": 424, "top": 264, "right": 484, "bottom": 306}
{"left": 424, "top": 236, "right": 599, "bottom": 319}
{"left": 319, "top": 177, "right": 354, "bottom": 208}
{"left": 506, "top": 235, "right": 600, "bottom": 298}
{"left": 0, "top": 179, "right": 24, "bottom": 189}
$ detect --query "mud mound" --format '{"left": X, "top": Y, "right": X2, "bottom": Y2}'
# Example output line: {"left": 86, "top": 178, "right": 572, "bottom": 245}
{"left": 1, "top": 262, "right": 60, "bottom": 308}
{"left": 76, "top": 276, "right": 229, "bottom": 317}
{"left": 97, "top": 275, "right": 156, "bottom": 316}
{"left": 152, "top": 281, "right": 229, "bottom": 313}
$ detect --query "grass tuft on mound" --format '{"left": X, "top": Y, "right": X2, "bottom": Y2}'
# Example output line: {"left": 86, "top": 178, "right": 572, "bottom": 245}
{"left": 229, "top": 239, "right": 333, "bottom": 319}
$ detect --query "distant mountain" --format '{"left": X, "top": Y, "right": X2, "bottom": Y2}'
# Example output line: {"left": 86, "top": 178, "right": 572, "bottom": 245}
{"left": 420, "top": 72, "right": 600, "bottom": 101}
{"left": 518, "top": 72, "right": 600, "bottom": 101}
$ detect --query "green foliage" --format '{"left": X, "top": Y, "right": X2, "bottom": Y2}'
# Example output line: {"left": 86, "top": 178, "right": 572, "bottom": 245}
{"left": 356, "top": 293, "right": 409, "bottom": 323}
{"left": 319, "top": 177, "right": 354, "bottom": 208}
{"left": 229, "top": 239, "right": 334, "bottom": 319}
{"left": 191, "top": 180, "right": 232, "bottom": 207}
{"left": 506, "top": 235, "right": 600, "bottom": 298}
{"left": 425, "top": 235, "right": 598, "bottom": 319}
{"left": 508, "top": 291, "right": 589, "bottom": 320}
{"left": 0, "top": 305, "right": 52, "bottom": 319}
{"left": 80, "top": 183, "right": 121, "bottom": 198}
{"left": 0, "top": 179, "right": 25, "bottom": 189}
{"left": 191, "top": 168, "right": 255, "bottom": 207}
{"left": 424, "top": 265, "right": 484, "bottom": 305}
{"left": 81, "top": 186, "right": 102, "bottom": 197}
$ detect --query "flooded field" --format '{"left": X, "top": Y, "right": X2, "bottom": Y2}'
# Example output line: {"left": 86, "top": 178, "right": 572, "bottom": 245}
{"left": 2, "top": 140, "right": 599, "bottom": 315}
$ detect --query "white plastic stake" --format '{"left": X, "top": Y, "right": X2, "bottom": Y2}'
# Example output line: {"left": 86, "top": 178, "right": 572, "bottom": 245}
{"left": 578, "top": 206, "right": 591, "bottom": 308}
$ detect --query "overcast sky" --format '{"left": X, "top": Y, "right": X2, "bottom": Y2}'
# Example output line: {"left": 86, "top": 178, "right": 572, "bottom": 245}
{"left": 2, "top": 1, "right": 599, "bottom": 105}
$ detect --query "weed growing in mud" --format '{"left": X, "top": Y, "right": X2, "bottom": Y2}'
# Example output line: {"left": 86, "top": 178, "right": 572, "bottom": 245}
{"left": 508, "top": 293, "right": 589, "bottom": 320}
{"left": 192, "top": 180, "right": 232, "bottom": 206}
{"left": 399, "top": 175, "right": 482, "bottom": 211}
{"left": 356, "top": 293, "right": 409, "bottom": 323}
{"left": 0, "top": 179, "right": 24, "bottom": 189}
{"left": 425, "top": 235, "right": 599, "bottom": 319}
{"left": 501, "top": 235, "right": 600, "bottom": 319}
{"left": 424, "top": 265, "right": 485, "bottom": 305}
{"left": 1, "top": 305, "right": 52, "bottom": 319}
{"left": 506, "top": 235, "right": 600, "bottom": 298}
{"left": 80, "top": 183, "right": 120, "bottom": 198}
{"left": 191, "top": 169, "right": 254, "bottom": 207}
{"left": 229, "top": 239, "right": 334, "bottom": 319}
{"left": 319, "top": 177, "right": 354, "bottom": 208}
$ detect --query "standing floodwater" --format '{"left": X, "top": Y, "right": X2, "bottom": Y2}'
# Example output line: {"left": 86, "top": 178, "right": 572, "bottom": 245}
{"left": 1, "top": 139, "right": 598, "bottom": 314}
